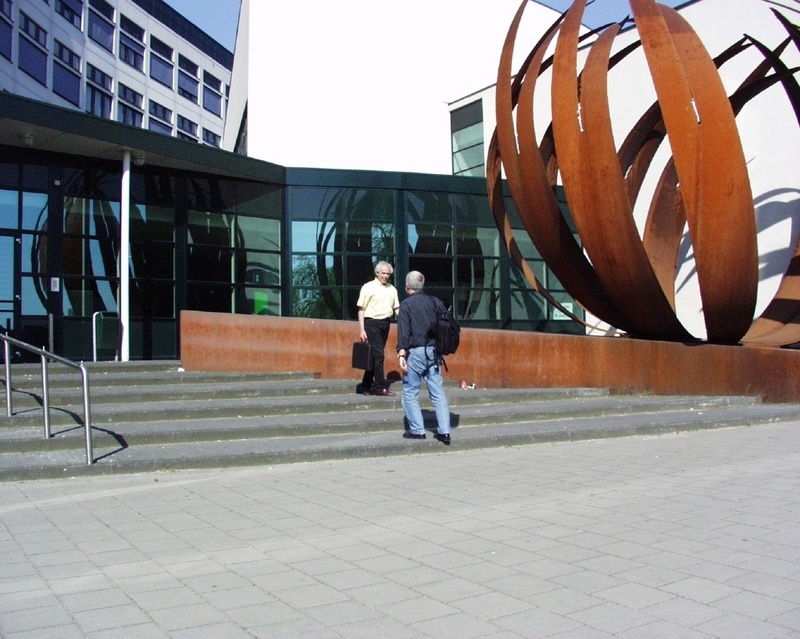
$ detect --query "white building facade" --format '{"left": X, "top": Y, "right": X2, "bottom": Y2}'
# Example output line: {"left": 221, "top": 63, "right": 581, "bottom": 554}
{"left": 0, "top": 0, "right": 232, "bottom": 147}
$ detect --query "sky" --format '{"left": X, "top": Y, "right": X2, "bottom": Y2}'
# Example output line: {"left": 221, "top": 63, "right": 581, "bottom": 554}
{"left": 163, "top": 0, "right": 241, "bottom": 51}
{"left": 160, "top": 0, "right": 688, "bottom": 54}
{"left": 537, "top": 0, "right": 686, "bottom": 29}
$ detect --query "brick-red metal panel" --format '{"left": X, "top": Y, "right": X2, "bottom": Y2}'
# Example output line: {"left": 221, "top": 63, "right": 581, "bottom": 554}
{"left": 181, "top": 311, "right": 800, "bottom": 402}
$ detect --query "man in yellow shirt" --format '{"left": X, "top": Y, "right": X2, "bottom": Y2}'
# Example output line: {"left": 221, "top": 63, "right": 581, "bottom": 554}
{"left": 357, "top": 261, "right": 400, "bottom": 396}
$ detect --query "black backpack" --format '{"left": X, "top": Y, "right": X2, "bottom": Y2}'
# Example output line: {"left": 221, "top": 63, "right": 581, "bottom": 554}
{"left": 430, "top": 300, "right": 460, "bottom": 358}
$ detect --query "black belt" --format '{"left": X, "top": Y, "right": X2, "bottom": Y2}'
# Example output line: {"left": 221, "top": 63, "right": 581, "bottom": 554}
{"left": 366, "top": 317, "right": 390, "bottom": 322}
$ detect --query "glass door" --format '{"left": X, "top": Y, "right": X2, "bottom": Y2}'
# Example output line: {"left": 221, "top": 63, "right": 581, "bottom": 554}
{"left": 0, "top": 232, "right": 17, "bottom": 333}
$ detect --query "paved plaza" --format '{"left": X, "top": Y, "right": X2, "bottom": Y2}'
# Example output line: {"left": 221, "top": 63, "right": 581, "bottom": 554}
{"left": 2, "top": 422, "right": 800, "bottom": 638}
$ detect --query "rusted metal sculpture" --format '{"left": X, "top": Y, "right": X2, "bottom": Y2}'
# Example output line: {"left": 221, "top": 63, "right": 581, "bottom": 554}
{"left": 488, "top": 0, "right": 800, "bottom": 346}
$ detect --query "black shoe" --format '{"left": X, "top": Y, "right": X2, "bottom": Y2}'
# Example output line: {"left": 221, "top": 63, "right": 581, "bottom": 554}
{"left": 403, "top": 432, "right": 426, "bottom": 440}
{"left": 434, "top": 433, "right": 451, "bottom": 446}
{"left": 375, "top": 388, "right": 396, "bottom": 397}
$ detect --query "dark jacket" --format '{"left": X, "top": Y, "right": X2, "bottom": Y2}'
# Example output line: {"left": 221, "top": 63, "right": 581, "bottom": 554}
{"left": 396, "top": 292, "right": 445, "bottom": 352}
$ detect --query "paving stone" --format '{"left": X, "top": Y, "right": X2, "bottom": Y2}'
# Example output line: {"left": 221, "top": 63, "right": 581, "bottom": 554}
{"left": 4, "top": 380, "right": 800, "bottom": 637}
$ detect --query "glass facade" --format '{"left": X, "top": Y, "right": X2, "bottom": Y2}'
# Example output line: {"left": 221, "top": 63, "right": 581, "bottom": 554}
{"left": 289, "top": 186, "right": 396, "bottom": 320}
{"left": 285, "top": 170, "right": 583, "bottom": 334}
{"left": 0, "top": 142, "right": 582, "bottom": 362}
{"left": 0, "top": 149, "right": 283, "bottom": 360}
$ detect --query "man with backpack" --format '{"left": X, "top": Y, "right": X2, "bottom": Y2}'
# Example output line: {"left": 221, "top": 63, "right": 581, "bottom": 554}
{"left": 395, "top": 270, "right": 452, "bottom": 445}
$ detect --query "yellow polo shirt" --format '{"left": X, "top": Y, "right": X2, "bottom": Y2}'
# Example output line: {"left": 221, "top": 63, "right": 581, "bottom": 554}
{"left": 357, "top": 279, "right": 399, "bottom": 320}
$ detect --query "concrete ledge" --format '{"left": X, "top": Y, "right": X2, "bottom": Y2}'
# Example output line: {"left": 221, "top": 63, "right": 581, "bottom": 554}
{"left": 179, "top": 310, "right": 800, "bottom": 402}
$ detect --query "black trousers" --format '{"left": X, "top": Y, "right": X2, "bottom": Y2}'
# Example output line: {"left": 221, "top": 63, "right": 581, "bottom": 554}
{"left": 362, "top": 317, "right": 390, "bottom": 391}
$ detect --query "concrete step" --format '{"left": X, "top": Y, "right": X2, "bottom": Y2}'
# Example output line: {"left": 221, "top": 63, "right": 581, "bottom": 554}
{"left": 3, "top": 377, "right": 359, "bottom": 411}
{"left": 3, "top": 399, "right": 800, "bottom": 481}
{"left": 1, "top": 392, "right": 766, "bottom": 451}
{"left": 0, "top": 383, "right": 610, "bottom": 427}
{"left": 3, "top": 361, "right": 799, "bottom": 482}
{"left": 4, "top": 361, "right": 318, "bottom": 390}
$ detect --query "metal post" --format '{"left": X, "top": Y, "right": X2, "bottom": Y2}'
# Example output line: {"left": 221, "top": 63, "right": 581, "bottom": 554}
{"left": 41, "top": 354, "right": 50, "bottom": 439}
{"left": 120, "top": 151, "right": 131, "bottom": 362}
{"left": 4, "top": 339, "right": 11, "bottom": 417}
{"left": 92, "top": 311, "right": 99, "bottom": 362}
{"left": 80, "top": 363, "right": 93, "bottom": 465}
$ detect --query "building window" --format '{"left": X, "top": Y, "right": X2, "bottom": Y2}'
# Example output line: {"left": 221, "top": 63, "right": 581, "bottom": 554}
{"left": 176, "top": 54, "right": 198, "bottom": 103}
{"left": 18, "top": 13, "right": 48, "bottom": 86}
{"left": 56, "top": 0, "right": 82, "bottom": 29}
{"left": 118, "top": 15, "right": 143, "bottom": 71}
{"left": 150, "top": 36, "right": 174, "bottom": 89}
{"left": 119, "top": 14, "right": 143, "bottom": 41}
{"left": 203, "top": 72, "right": 222, "bottom": 117}
{"left": 86, "top": 84, "right": 111, "bottom": 118}
{"left": 450, "top": 100, "right": 485, "bottom": 178}
{"left": 178, "top": 54, "right": 197, "bottom": 76}
{"left": 150, "top": 53, "right": 173, "bottom": 88}
{"left": 178, "top": 70, "right": 198, "bottom": 103}
{"left": 119, "top": 83, "right": 142, "bottom": 109}
{"left": 119, "top": 33, "right": 143, "bottom": 71}
{"left": 20, "top": 12, "right": 47, "bottom": 48}
{"left": 53, "top": 41, "right": 81, "bottom": 105}
{"left": 86, "top": 62, "right": 111, "bottom": 91}
{"left": 150, "top": 35, "right": 172, "bottom": 60}
{"left": 148, "top": 118, "right": 171, "bottom": 135}
{"left": 202, "top": 128, "right": 220, "bottom": 147}
{"left": 0, "top": 13, "right": 11, "bottom": 62}
{"left": 0, "top": 0, "right": 11, "bottom": 19}
{"left": 177, "top": 114, "right": 197, "bottom": 138}
{"left": 18, "top": 38, "right": 47, "bottom": 85}
{"left": 53, "top": 62, "right": 81, "bottom": 105}
{"left": 87, "top": 8, "right": 114, "bottom": 52}
{"left": 202, "top": 86, "right": 222, "bottom": 116}
{"left": 86, "top": 62, "right": 112, "bottom": 117}
{"left": 203, "top": 70, "right": 221, "bottom": 93}
{"left": 118, "top": 103, "right": 142, "bottom": 127}
{"left": 149, "top": 99, "right": 171, "bottom": 123}
{"left": 55, "top": 39, "right": 80, "bottom": 71}
{"left": 88, "top": 0, "right": 113, "bottom": 21}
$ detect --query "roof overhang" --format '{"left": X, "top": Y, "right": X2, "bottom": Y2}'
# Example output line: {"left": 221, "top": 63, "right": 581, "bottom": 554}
{"left": 0, "top": 91, "right": 284, "bottom": 183}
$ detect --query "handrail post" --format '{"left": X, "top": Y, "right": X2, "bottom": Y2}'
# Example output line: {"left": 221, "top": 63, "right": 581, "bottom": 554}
{"left": 4, "top": 339, "right": 11, "bottom": 417}
{"left": 41, "top": 353, "right": 51, "bottom": 439}
{"left": 80, "top": 363, "right": 93, "bottom": 465}
{"left": 92, "top": 311, "right": 99, "bottom": 362}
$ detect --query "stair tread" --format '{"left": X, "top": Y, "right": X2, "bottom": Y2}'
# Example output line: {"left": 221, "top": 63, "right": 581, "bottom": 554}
{"left": 1, "top": 362, "right": 796, "bottom": 481}
{"left": 2, "top": 402, "right": 799, "bottom": 480}
{"left": 0, "top": 389, "right": 761, "bottom": 432}
{"left": 2, "top": 394, "right": 793, "bottom": 459}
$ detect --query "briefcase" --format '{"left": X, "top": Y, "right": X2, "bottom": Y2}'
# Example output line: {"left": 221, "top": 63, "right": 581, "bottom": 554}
{"left": 351, "top": 342, "right": 373, "bottom": 369}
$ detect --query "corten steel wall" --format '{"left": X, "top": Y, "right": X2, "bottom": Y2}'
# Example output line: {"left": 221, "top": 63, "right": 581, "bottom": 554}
{"left": 180, "top": 311, "right": 800, "bottom": 402}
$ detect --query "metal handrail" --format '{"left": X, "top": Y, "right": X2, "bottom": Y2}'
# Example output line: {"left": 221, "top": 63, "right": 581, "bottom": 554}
{"left": 2, "top": 333, "right": 93, "bottom": 465}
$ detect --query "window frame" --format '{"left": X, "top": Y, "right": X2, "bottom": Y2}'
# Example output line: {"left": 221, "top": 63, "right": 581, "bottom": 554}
{"left": 87, "top": 8, "right": 114, "bottom": 53}
{"left": 56, "top": 0, "right": 82, "bottom": 29}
